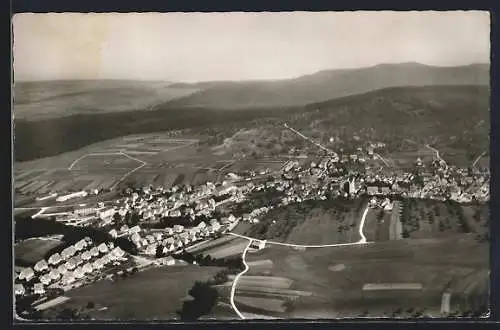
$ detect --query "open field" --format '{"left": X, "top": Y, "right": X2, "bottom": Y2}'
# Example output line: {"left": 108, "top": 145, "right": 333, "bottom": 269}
{"left": 385, "top": 148, "right": 436, "bottom": 168}
{"left": 234, "top": 235, "right": 489, "bottom": 318}
{"left": 14, "top": 80, "right": 200, "bottom": 120}
{"left": 400, "top": 199, "right": 489, "bottom": 239}
{"left": 199, "top": 238, "right": 249, "bottom": 259}
{"left": 14, "top": 131, "right": 288, "bottom": 204}
{"left": 41, "top": 264, "right": 224, "bottom": 320}
{"left": 243, "top": 198, "right": 367, "bottom": 245}
{"left": 15, "top": 237, "right": 63, "bottom": 265}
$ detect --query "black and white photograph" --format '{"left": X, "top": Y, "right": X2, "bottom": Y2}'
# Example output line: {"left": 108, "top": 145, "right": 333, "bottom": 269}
{"left": 12, "top": 11, "right": 490, "bottom": 321}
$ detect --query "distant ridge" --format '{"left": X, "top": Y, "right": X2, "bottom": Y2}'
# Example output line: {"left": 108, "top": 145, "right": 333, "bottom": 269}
{"left": 159, "top": 63, "right": 489, "bottom": 110}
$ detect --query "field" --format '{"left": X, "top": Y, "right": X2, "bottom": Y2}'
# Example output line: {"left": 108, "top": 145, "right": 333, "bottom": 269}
{"left": 385, "top": 147, "right": 436, "bottom": 168}
{"left": 41, "top": 264, "right": 224, "bottom": 320}
{"left": 196, "top": 237, "right": 249, "bottom": 259}
{"left": 14, "top": 80, "right": 200, "bottom": 120}
{"left": 15, "top": 237, "right": 63, "bottom": 265}
{"left": 243, "top": 198, "right": 367, "bottom": 245}
{"left": 363, "top": 202, "right": 402, "bottom": 242}
{"left": 400, "top": 199, "right": 489, "bottom": 239}
{"left": 230, "top": 235, "right": 489, "bottom": 318}
{"left": 14, "top": 131, "right": 287, "bottom": 206}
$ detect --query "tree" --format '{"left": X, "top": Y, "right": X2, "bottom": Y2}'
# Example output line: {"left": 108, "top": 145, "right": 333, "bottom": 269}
{"left": 156, "top": 245, "right": 164, "bottom": 258}
{"left": 113, "top": 212, "right": 123, "bottom": 225}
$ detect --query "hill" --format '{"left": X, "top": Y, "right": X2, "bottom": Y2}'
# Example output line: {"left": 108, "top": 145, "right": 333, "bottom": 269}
{"left": 159, "top": 63, "right": 489, "bottom": 110}
{"left": 13, "top": 80, "right": 199, "bottom": 120}
{"left": 14, "top": 85, "right": 489, "bottom": 162}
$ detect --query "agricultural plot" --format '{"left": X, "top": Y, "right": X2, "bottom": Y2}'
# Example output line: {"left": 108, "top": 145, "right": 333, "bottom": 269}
{"left": 363, "top": 204, "right": 402, "bottom": 242}
{"left": 201, "top": 238, "right": 249, "bottom": 259}
{"left": 246, "top": 198, "right": 367, "bottom": 245}
{"left": 400, "top": 199, "right": 484, "bottom": 239}
{"left": 70, "top": 154, "right": 141, "bottom": 172}
{"left": 386, "top": 148, "right": 435, "bottom": 168}
{"left": 15, "top": 237, "right": 63, "bottom": 265}
{"left": 238, "top": 235, "right": 488, "bottom": 318}
{"left": 41, "top": 265, "right": 224, "bottom": 320}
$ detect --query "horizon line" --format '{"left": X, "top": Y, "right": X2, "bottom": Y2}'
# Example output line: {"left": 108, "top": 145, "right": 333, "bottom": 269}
{"left": 14, "top": 61, "right": 489, "bottom": 84}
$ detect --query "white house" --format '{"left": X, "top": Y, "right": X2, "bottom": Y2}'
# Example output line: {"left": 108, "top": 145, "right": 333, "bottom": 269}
{"left": 19, "top": 267, "right": 35, "bottom": 281}
{"left": 97, "top": 243, "right": 109, "bottom": 254}
{"left": 99, "top": 207, "right": 116, "bottom": 220}
{"left": 61, "top": 272, "right": 75, "bottom": 285}
{"left": 34, "top": 260, "right": 49, "bottom": 273}
{"left": 81, "top": 251, "right": 92, "bottom": 261}
{"left": 82, "top": 263, "right": 93, "bottom": 274}
{"left": 146, "top": 244, "right": 157, "bottom": 256}
{"left": 61, "top": 246, "right": 76, "bottom": 260}
{"left": 49, "top": 269, "right": 60, "bottom": 281}
{"left": 33, "top": 283, "right": 45, "bottom": 295}
{"left": 74, "top": 254, "right": 83, "bottom": 266}
{"left": 92, "top": 259, "right": 104, "bottom": 270}
{"left": 74, "top": 239, "right": 87, "bottom": 251}
{"left": 14, "top": 284, "right": 25, "bottom": 295}
{"left": 111, "top": 247, "right": 125, "bottom": 259}
{"left": 48, "top": 253, "right": 62, "bottom": 265}
{"left": 73, "top": 267, "right": 84, "bottom": 279}
{"left": 90, "top": 247, "right": 99, "bottom": 257}
{"left": 109, "top": 229, "right": 118, "bottom": 238}
{"left": 40, "top": 274, "right": 51, "bottom": 285}
{"left": 57, "top": 264, "right": 67, "bottom": 275}
{"left": 250, "top": 240, "right": 267, "bottom": 250}
{"left": 56, "top": 191, "right": 88, "bottom": 202}
{"left": 64, "top": 259, "right": 76, "bottom": 271}
{"left": 129, "top": 225, "right": 141, "bottom": 235}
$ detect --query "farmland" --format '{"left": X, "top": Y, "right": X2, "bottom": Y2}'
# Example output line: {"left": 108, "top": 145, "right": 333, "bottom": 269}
{"left": 363, "top": 202, "right": 402, "bottom": 242}
{"left": 400, "top": 199, "right": 489, "bottom": 239}
{"left": 41, "top": 264, "right": 224, "bottom": 320}
{"left": 243, "top": 198, "right": 367, "bottom": 245}
{"left": 14, "top": 131, "right": 287, "bottom": 206}
{"left": 15, "top": 237, "right": 63, "bottom": 266}
{"left": 231, "top": 235, "right": 489, "bottom": 318}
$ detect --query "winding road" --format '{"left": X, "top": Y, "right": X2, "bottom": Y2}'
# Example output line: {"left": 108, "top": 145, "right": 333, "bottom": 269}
{"left": 229, "top": 205, "right": 371, "bottom": 319}
{"left": 425, "top": 144, "right": 448, "bottom": 168}
{"left": 472, "top": 151, "right": 486, "bottom": 168}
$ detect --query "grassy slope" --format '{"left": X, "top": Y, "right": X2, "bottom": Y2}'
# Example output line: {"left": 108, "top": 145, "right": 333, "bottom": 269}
{"left": 14, "top": 80, "right": 199, "bottom": 120}
{"left": 161, "top": 63, "right": 489, "bottom": 109}
{"left": 14, "top": 85, "right": 489, "bottom": 162}
{"left": 243, "top": 235, "right": 488, "bottom": 317}
{"left": 41, "top": 265, "right": 224, "bottom": 320}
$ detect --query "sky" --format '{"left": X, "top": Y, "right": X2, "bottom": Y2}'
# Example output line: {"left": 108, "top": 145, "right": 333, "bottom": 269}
{"left": 13, "top": 11, "right": 490, "bottom": 82}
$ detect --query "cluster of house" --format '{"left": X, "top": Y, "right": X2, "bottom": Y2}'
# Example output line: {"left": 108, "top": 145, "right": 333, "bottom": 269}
{"left": 369, "top": 197, "right": 394, "bottom": 211}
{"left": 15, "top": 238, "right": 126, "bottom": 297}
{"left": 108, "top": 215, "right": 238, "bottom": 257}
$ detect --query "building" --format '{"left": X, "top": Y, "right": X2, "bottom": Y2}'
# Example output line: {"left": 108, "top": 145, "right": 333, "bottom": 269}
{"left": 33, "top": 283, "right": 45, "bottom": 295}
{"left": 90, "top": 247, "right": 99, "bottom": 257}
{"left": 39, "top": 274, "right": 50, "bottom": 285}
{"left": 61, "top": 246, "right": 76, "bottom": 260}
{"left": 56, "top": 191, "right": 88, "bottom": 202}
{"left": 74, "top": 239, "right": 88, "bottom": 251}
{"left": 19, "top": 267, "right": 35, "bottom": 281}
{"left": 14, "top": 284, "right": 25, "bottom": 296}
{"left": 97, "top": 243, "right": 109, "bottom": 254}
{"left": 81, "top": 251, "right": 92, "bottom": 261}
{"left": 250, "top": 240, "right": 266, "bottom": 250}
{"left": 99, "top": 207, "right": 116, "bottom": 220}
{"left": 109, "top": 229, "right": 118, "bottom": 239}
{"left": 34, "top": 260, "right": 49, "bottom": 273}
{"left": 111, "top": 247, "right": 125, "bottom": 259}
{"left": 57, "top": 264, "right": 67, "bottom": 275}
{"left": 48, "top": 253, "right": 62, "bottom": 266}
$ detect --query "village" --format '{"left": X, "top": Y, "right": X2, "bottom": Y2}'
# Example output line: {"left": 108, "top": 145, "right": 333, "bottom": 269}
{"left": 14, "top": 141, "right": 490, "bottom": 312}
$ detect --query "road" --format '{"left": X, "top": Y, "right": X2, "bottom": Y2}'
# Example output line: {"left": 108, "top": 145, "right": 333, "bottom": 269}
{"left": 472, "top": 151, "right": 486, "bottom": 168}
{"left": 373, "top": 153, "right": 390, "bottom": 167}
{"left": 425, "top": 144, "right": 448, "bottom": 168}
{"left": 229, "top": 205, "right": 371, "bottom": 319}
{"left": 284, "top": 123, "right": 336, "bottom": 155}
{"left": 229, "top": 239, "right": 252, "bottom": 319}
